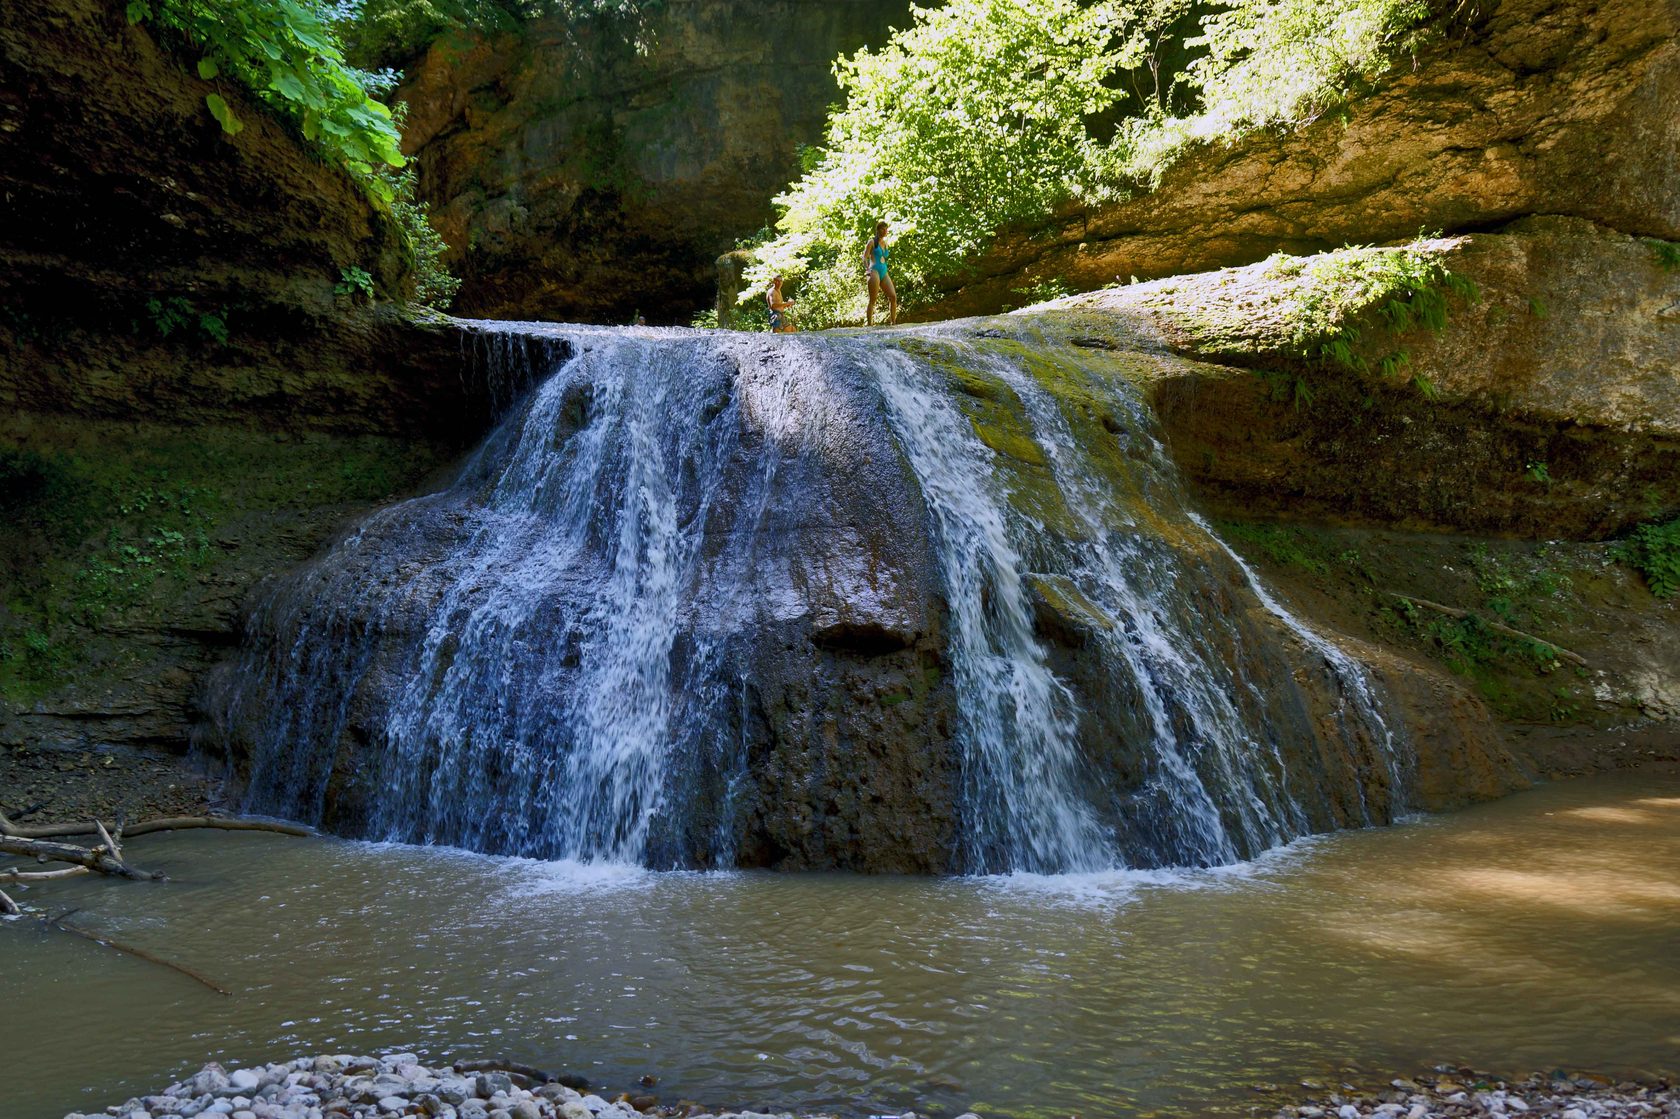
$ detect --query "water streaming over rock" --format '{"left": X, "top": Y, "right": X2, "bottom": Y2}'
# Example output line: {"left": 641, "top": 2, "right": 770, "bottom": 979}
{"left": 206, "top": 319, "right": 1409, "bottom": 873}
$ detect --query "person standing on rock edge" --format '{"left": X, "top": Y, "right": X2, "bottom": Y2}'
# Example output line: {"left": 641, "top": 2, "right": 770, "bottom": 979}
{"left": 864, "top": 220, "right": 898, "bottom": 326}
{"left": 766, "top": 275, "right": 796, "bottom": 333}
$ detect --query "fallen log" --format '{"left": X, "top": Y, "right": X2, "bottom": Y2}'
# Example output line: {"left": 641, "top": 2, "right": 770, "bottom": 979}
{"left": 0, "top": 834, "right": 164, "bottom": 881}
{"left": 453, "top": 1058, "right": 559, "bottom": 1086}
{"left": 0, "top": 810, "right": 312, "bottom": 841}
{"left": 1391, "top": 593, "right": 1588, "bottom": 667}
{"left": 0, "top": 887, "right": 18, "bottom": 916}
{"left": 51, "top": 915, "right": 231, "bottom": 995}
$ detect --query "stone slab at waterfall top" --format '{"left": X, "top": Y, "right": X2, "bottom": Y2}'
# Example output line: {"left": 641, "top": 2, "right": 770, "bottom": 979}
{"left": 1054, "top": 223, "right": 1680, "bottom": 538}
{"left": 916, "top": 0, "right": 1680, "bottom": 320}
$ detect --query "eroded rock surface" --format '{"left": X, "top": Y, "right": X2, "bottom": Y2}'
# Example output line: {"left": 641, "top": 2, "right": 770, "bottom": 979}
{"left": 918, "top": 0, "right": 1680, "bottom": 319}
{"left": 1057, "top": 223, "right": 1680, "bottom": 537}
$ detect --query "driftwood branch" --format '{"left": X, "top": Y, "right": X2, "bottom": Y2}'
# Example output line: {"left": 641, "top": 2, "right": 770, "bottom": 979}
{"left": 0, "top": 810, "right": 312, "bottom": 841}
{"left": 1, "top": 865, "right": 89, "bottom": 882}
{"left": 0, "top": 887, "right": 18, "bottom": 916}
{"left": 1392, "top": 593, "right": 1588, "bottom": 666}
{"left": 50, "top": 915, "right": 231, "bottom": 995}
{"left": 0, "top": 834, "right": 164, "bottom": 881}
{"left": 453, "top": 1059, "right": 560, "bottom": 1087}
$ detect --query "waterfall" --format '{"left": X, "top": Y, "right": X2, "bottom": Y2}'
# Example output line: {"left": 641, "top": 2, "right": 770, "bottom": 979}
{"left": 206, "top": 320, "right": 1408, "bottom": 874}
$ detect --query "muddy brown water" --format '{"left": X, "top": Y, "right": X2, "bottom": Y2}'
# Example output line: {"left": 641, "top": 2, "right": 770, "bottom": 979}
{"left": 4, "top": 767, "right": 1679, "bottom": 1119}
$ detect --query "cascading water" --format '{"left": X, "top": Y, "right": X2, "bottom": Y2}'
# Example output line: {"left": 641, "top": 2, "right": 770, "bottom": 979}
{"left": 207, "top": 318, "right": 1409, "bottom": 874}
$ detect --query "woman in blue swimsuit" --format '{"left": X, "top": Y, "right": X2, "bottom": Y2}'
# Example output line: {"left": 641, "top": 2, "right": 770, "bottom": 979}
{"left": 863, "top": 220, "right": 898, "bottom": 326}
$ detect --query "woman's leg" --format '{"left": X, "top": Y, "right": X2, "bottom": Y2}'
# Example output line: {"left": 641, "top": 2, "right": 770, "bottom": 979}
{"left": 867, "top": 274, "right": 881, "bottom": 325}
{"left": 883, "top": 277, "right": 899, "bottom": 324}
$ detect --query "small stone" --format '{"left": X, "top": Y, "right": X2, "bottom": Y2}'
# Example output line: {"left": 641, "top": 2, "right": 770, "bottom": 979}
{"left": 1337, "top": 1106, "right": 1360, "bottom": 1119}
{"left": 230, "top": 1071, "right": 263, "bottom": 1094}
{"left": 1507, "top": 1099, "right": 1530, "bottom": 1113}
{"left": 1561, "top": 1111, "right": 1588, "bottom": 1119}
{"left": 558, "top": 1106, "right": 591, "bottom": 1119}
{"left": 509, "top": 1103, "right": 543, "bottom": 1119}
{"left": 476, "top": 1075, "right": 515, "bottom": 1101}
{"left": 379, "top": 1097, "right": 411, "bottom": 1113}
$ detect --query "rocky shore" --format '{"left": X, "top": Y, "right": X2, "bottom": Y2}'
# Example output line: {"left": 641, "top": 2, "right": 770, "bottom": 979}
{"left": 63, "top": 1053, "right": 976, "bottom": 1119}
{"left": 65, "top": 1053, "right": 1680, "bottom": 1119}
{"left": 1276, "top": 1070, "right": 1679, "bottom": 1119}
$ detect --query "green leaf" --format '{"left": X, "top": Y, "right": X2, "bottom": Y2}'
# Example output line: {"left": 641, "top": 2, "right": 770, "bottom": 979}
{"left": 197, "top": 57, "right": 218, "bottom": 80}
{"left": 125, "top": 1, "right": 151, "bottom": 25}
{"left": 205, "top": 93, "right": 243, "bottom": 137}
{"left": 268, "top": 67, "right": 306, "bottom": 102}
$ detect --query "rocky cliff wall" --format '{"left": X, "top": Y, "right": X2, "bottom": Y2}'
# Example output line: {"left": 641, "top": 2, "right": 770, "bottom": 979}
{"left": 393, "top": 0, "right": 908, "bottom": 324}
{"left": 0, "top": 0, "right": 553, "bottom": 793}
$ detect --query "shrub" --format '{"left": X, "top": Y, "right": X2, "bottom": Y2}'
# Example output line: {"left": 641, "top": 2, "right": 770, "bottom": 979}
{"left": 1613, "top": 517, "right": 1680, "bottom": 598}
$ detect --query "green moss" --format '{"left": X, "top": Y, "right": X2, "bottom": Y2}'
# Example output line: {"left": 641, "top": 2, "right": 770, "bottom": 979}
{"left": 1641, "top": 237, "right": 1680, "bottom": 272}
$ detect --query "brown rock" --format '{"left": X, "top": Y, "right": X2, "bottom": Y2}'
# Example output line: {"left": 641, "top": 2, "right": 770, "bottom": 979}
{"left": 918, "top": 0, "right": 1680, "bottom": 320}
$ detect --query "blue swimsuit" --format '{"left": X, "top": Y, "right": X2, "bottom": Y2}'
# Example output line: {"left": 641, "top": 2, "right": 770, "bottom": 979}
{"left": 870, "top": 239, "right": 890, "bottom": 281}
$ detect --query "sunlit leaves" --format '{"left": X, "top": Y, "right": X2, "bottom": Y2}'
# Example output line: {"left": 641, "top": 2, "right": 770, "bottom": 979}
{"left": 749, "top": 0, "right": 1438, "bottom": 328}
{"left": 205, "top": 93, "right": 244, "bottom": 135}
{"left": 746, "top": 0, "right": 1134, "bottom": 326}
{"left": 130, "top": 0, "right": 406, "bottom": 186}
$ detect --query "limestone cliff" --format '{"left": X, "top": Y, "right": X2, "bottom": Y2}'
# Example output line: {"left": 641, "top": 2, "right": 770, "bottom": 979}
{"left": 392, "top": 0, "right": 908, "bottom": 324}
{"left": 915, "top": 0, "right": 1680, "bottom": 320}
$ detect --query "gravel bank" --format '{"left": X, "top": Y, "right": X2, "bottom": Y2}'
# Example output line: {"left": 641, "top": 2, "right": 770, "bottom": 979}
{"left": 1277, "top": 1071, "right": 1678, "bottom": 1119}
{"left": 64, "top": 1053, "right": 977, "bottom": 1119}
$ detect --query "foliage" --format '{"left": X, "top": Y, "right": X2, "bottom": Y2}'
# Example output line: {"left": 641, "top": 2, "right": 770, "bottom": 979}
{"left": 126, "top": 0, "right": 406, "bottom": 201}
{"left": 126, "top": 0, "right": 466, "bottom": 308}
{"left": 1643, "top": 237, "right": 1680, "bottom": 272}
{"left": 141, "top": 297, "right": 231, "bottom": 344}
{"left": 1275, "top": 238, "right": 1478, "bottom": 398}
{"left": 389, "top": 171, "right": 463, "bottom": 309}
{"left": 1612, "top": 516, "right": 1680, "bottom": 598}
{"left": 746, "top": 0, "right": 1131, "bottom": 328}
{"left": 336, "top": 0, "right": 666, "bottom": 69}
{"left": 1011, "top": 277, "right": 1074, "bottom": 308}
{"left": 1119, "top": 0, "right": 1433, "bottom": 181}
{"left": 335, "top": 265, "right": 377, "bottom": 300}
{"left": 749, "top": 0, "right": 1442, "bottom": 327}
{"left": 0, "top": 430, "right": 439, "bottom": 703}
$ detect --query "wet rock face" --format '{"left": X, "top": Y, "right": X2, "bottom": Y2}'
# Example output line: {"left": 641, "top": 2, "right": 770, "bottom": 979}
{"left": 920, "top": 0, "right": 1680, "bottom": 319}
{"left": 393, "top": 0, "right": 907, "bottom": 325}
{"left": 208, "top": 332, "right": 963, "bottom": 873}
